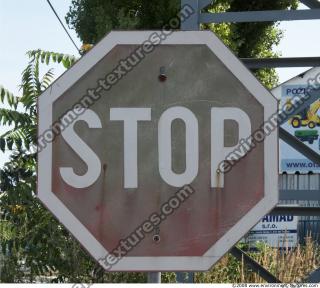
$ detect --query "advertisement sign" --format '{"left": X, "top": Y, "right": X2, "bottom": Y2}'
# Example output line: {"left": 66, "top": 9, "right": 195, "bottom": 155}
{"left": 272, "top": 68, "right": 320, "bottom": 173}
{"left": 247, "top": 214, "right": 298, "bottom": 248}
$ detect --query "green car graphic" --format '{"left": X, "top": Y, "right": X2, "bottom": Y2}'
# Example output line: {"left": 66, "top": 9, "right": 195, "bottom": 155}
{"left": 294, "top": 129, "right": 319, "bottom": 144}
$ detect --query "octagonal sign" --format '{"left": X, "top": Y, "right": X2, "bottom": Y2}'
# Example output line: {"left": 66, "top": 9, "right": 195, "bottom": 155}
{"left": 38, "top": 31, "right": 278, "bottom": 271}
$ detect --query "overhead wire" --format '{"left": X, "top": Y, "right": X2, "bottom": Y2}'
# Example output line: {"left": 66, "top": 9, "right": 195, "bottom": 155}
{"left": 45, "top": 0, "right": 81, "bottom": 55}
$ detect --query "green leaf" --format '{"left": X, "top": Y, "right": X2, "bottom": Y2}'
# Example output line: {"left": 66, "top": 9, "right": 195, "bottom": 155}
{"left": 0, "top": 86, "right": 5, "bottom": 102}
{"left": 15, "top": 138, "right": 22, "bottom": 150}
{"left": 45, "top": 52, "right": 51, "bottom": 65}
{"left": 0, "top": 138, "right": 5, "bottom": 152}
{"left": 57, "top": 54, "right": 63, "bottom": 63}
{"left": 40, "top": 51, "right": 46, "bottom": 63}
{"left": 6, "top": 137, "right": 13, "bottom": 150}
{"left": 52, "top": 53, "right": 57, "bottom": 62}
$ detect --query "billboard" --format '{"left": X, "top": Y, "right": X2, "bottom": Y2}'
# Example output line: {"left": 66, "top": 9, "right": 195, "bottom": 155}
{"left": 246, "top": 214, "right": 298, "bottom": 248}
{"left": 272, "top": 68, "right": 320, "bottom": 173}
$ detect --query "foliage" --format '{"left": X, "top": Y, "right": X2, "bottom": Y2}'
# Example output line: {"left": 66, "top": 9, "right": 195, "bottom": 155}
{"left": 66, "top": 0, "right": 180, "bottom": 44}
{"left": 0, "top": 51, "right": 100, "bottom": 283}
{"left": 27, "top": 50, "right": 77, "bottom": 69}
{"left": 195, "top": 238, "right": 320, "bottom": 283}
{"left": 0, "top": 50, "right": 175, "bottom": 283}
{"left": 66, "top": 0, "right": 298, "bottom": 88}
{"left": 0, "top": 49, "right": 76, "bottom": 154}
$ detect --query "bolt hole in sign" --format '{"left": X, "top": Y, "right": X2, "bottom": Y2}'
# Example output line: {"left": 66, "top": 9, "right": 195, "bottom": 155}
{"left": 38, "top": 31, "right": 278, "bottom": 271}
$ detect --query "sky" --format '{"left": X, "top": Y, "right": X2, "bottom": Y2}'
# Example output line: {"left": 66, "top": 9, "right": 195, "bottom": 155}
{"left": 0, "top": 1, "right": 320, "bottom": 167}
{"left": 0, "top": 0, "right": 81, "bottom": 167}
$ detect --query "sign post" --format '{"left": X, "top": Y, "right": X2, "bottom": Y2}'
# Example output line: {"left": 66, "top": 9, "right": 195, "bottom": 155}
{"left": 147, "top": 272, "right": 161, "bottom": 283}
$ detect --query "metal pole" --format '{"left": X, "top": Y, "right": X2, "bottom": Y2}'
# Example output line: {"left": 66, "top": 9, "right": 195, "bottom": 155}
{"left": 230, "top": 247, "right": 281, "bottom": 283}
{"left": 280, "top": 189, "right": 320, "bottom": 201}
{"left": 300, "top": 0, "right": 320, "bottom": 9}
{"left": 147, "top": 272, "right": 161, "bottom": 283}
{"left": 200, "top": 9, "right": 320, "bottom": 23}
{"left": 176, "top": 272, "right": 194, "bottom": 283}
{"left": 242, "top": 56, "right": 320, "bottom": 68}
{"left": 181, "top": 0, "right": 200, "bottom": 30}
{"left": 272, "top": 205, "right": 320, "bottom": 216}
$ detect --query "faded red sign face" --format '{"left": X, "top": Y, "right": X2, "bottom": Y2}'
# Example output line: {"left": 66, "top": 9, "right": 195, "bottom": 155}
{"left": 38, "top": 31, "right": 278, "bottom": 271}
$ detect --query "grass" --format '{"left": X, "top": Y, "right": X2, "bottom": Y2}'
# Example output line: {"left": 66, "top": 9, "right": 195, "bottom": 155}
{"left": 194, "top": 236, "right": 320, "bottom": 283}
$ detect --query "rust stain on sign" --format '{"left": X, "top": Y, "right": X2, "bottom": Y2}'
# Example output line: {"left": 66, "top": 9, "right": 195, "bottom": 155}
{"left": 51, "top": 45, "right": 264, "bottom": 256}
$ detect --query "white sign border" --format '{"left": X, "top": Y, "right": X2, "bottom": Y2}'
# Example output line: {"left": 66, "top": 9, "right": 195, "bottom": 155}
{"left": 38, "top": 31, "right": 278, "bottom": 271}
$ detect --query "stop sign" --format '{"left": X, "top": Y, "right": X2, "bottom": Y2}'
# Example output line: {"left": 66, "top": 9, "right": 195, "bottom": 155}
{"left": 38, "top": 31, "right": 278, "bottom": 271}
